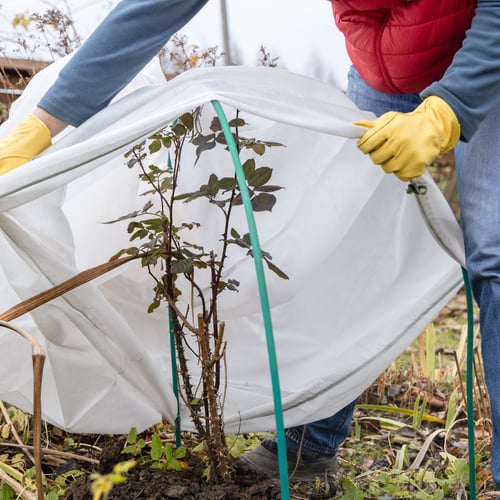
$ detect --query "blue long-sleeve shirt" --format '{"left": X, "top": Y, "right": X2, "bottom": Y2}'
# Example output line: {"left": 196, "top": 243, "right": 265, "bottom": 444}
{"left": 39, "top": 0, "right": 500, "bottom": 142}
{"left": 422, "top": 0, "right": 500, "bottom": 141}
{"left": 38, "top": 0, "right": 208, "bottom": 127}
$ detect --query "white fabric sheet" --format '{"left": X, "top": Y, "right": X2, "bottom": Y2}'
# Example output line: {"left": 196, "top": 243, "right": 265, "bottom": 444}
{"left": 0, "top": 59, "right": 464, "bottom": 433}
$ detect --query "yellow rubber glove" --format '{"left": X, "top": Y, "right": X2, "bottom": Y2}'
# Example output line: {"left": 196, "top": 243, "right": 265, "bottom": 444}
{"left": 356, "top": 96, "right": 460, "bottom": 181}
{"left": 0, "top": 114, "right": 51, "bottom": 175}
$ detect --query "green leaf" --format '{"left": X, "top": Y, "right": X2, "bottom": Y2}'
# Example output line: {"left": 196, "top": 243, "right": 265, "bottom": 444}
{"left": 445, "top": 387, "right": 461, "bottom": 430}
{"left": 242, "top": 158, "right": 256, "bottom": 178}
{"left": 130, "top": 229, "right": 149, "bottom": 241}
{"left": 195, "top": 140, "right": 216, "bottom": 163}
{"left": 228, "top": 237, "right": 251, "bottom": 250}
{"left": 207, "top": 173, "right": 219, "bottom": 193}
{"left": 0, "top": 484, "right": 14, "bottom": 500}
{"left": 209, "top": 117, "right": 222, "bottom": 132}
{"left": 142, "top": 200, "right": 154, "bottom": 212}
{"left": 126, "top": 427, "right": 138, "bottom": 444}
{"left": 253, "top": 184, "right": 283, "bottom": 193}
{"left": 148, "top": 139, "right": 162, "bottom": 154}
{"left": 338, "top": 477, "right": 364, "bottom": 500}
{"left": 242, "top": 233, "right": 251, "bottom": 245}
{"left": 150, "top": 434, "right": 163, "bottom": 461}
{"left": 248, "top": 166, "right": 272, "bottom": 187}
{"left": 127, "top": 158, "right": 139, "bottom": 169}
{"left": 127, "top": 220, "right": 144, "bottom": 232}
{"left": 180, "top": 112, "right": 194, "bottom": 130}
{"left": 175, "top": 189, "right": 208, "bottom": 202}
{"left": 211, "top": 199, "right": 227, "bottom": 208}
{"left": 0, "top": 462, "right": 23, "bottom": 482}
{"left": 104, "top": 210, "right": 142, "bottom": 225}
{"left": 161, "top": 136, "right": 172, "bottom": 148}
{"left": 191, "top": 133, "right": 215, "bottom": 146}
{"left": 218, "top": 177, "right": 237, "bottom": 190}
{"left": 214, "top": 132, "right": 227, "bottom": 144}
{"left": 142, "top": 218, "right": 166, "bottom": 232}
{"left": 147, "top": 298, "right": 161, "bottom": 314}
{"left": 159, "top": 176, "right": 173, "bottom": 192}
{"left": 164, "top": 443, "right": 173, "bottom": 461}
{"left": 232, "top": 193, "right": 243, "bottom": 206}
{"left": 265, "top": 260, "right": 289, "bottom": 280}
{"left": 171, "top": 123, "right": 187, "bottom": 136}
{"left": 43, "top": 492, "right": 60, "bottom": 500}
{"left": 251, "top": 193, "right": 276, "bottom": 212}
{"left": 171, "top": 257, "right": 194, "bottom": 274}
{"left": 228, "top": 117, "right": 246, "bottom": 128}
{"left": 249, "top": 142, "right": 266, "bottom": 156}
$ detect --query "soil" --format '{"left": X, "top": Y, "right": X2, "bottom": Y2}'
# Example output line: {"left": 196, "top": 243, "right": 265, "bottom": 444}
{"left": 65, "top": 457, "right": 284, "bottom": 499}
{"left": 63, "top": 434, "right": 334, "bottom": 499}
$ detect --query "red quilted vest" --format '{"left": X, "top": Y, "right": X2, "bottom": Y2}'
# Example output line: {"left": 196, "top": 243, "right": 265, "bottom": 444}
{"left": 330, "top": 0, "right": 477, "bottom": 93}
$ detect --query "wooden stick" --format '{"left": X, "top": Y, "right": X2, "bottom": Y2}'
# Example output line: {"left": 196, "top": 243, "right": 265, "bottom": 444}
{"left": 0, "top": 255, "right": 139, "bottom": 321}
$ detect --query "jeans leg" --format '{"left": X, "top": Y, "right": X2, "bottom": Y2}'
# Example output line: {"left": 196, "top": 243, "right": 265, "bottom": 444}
{"left": 346, "top": 66, "right": 422, "bottom": 116}
{"left": 285, "top": 400, "right": 358, "bottom": 456}
{"left": 455, "top": 102, "right": 500, "bottom": 486}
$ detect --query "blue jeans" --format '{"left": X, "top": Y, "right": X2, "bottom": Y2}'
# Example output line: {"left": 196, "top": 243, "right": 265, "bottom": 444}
{"left": 455, "top": 107, "right": 500, "bottom": 486}
{"left": 291, "top": 68, "right": 500, "bottom": 489}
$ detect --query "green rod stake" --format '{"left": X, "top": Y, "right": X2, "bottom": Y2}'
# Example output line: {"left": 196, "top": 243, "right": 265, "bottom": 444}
{"left": 168, "top": 307, "right": 182, "bottom": 448}
{"left": 462, "top": 267, "right": 477, "bottom": 499}
{"left": 211, "top": 100, "right": 290, "bottom": 499}
{"left": 166, "top": 148, "right": 182, "bottom": 448}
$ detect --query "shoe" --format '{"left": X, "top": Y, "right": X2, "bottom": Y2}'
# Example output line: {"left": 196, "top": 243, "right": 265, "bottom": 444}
{"left": 238, "top": 438, "right": 337, "bottom": 481}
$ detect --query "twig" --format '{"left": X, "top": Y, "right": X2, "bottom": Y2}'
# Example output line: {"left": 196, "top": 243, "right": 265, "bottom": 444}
{"left": 0, "top": 321, "right": 46, "bottom": 500}
{"left": 0, "top": 400, "right": 35, "bottom": 463}
{"left": 0, "top": 255, "right": 139, "bottom": 321}
{"left": 453, "top": 351, "right": 467, "bottom": 408}
{"left": 473, "top": 347, "right": 492, "bottom": 435}
{"left": 471, "top": 348, "right": 485, "bottom": 423}
{"left": 0, "top": 442, "right": 99, "bottom": 464}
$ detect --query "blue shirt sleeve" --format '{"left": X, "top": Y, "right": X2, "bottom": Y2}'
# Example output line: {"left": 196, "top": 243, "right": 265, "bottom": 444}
{"left": 421, "top": 0, "right": 500, "bottom": 141}
{"left": 38, "top": 0, "right": 209, "bottom": 127}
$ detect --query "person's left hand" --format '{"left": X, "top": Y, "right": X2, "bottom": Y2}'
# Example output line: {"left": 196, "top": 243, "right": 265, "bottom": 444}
{"left": 356, "top": 96, "right": 460, "bottom": 181}
{"left": 0, "top": 114, "right": 51, "bottom": 175}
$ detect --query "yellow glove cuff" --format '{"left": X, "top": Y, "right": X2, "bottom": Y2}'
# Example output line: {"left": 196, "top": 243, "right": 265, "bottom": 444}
{"left": 0, "top": 114, "right": 52, "bottom": 175}
{"left": 422, "top": 95, "right": 461, "bottom": 154}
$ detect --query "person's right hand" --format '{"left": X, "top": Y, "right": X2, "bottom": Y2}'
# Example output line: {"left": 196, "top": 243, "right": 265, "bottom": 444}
{"left": 356, "top": 96, "right": 460, "bottom": 181}
{"left": 0, "top": 114, "right": 51, "bottom": 175}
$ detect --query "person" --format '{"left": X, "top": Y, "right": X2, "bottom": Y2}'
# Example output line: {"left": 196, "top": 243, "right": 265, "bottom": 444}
{"left": 1, "top": 0, "right": 499, "bottom": 487}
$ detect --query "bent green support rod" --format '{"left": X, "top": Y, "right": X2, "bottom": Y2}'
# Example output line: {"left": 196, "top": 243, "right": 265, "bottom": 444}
{"left": 165, "top": 147, "right": 182, "bottom": 449}
{"left": 211, "top": 99, "right": 291, "bottom": 499}
{"left": 463, "top": 266, "right": 477, "bottom": 500}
